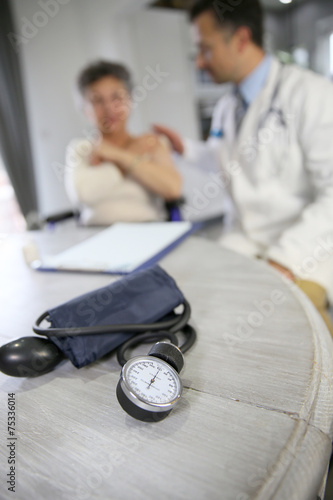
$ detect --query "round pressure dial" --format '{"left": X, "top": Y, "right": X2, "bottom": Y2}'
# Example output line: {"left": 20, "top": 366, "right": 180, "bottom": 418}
{"left": 116, "top": 342, "right": 184, "bottom": 422}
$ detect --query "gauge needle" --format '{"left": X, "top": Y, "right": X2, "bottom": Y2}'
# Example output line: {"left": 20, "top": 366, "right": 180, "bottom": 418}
{"left": 147, "top": 369, "right": 160, "bottom": 389}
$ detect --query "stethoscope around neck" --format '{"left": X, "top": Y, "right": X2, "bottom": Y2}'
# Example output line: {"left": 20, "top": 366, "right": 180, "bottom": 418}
{"left": 256, "top": 65, "right": 287, "bottom": 134}
{"left": 224, "top": 64, "right": 287, "bottom": 139}
{"left": 211, "top": 66, "right": 287, "bottom": 141}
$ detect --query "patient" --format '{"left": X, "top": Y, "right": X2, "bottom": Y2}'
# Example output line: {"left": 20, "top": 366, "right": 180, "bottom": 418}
{"left": 65, "top": 60, "right": 182, "bottom": 225}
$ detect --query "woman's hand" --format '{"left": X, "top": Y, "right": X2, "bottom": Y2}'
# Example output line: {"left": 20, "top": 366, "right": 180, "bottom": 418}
{"left": 122, "top": 134, "right": 182, "bottom": 200}
{"left": 90, "top": 140, "right": 124, "bottom": 165}
{"left": 89, "top": 151, "right": 102, "bottom": 166}
{"left": 90, "top": 140, "right": 129, "bottom": 175}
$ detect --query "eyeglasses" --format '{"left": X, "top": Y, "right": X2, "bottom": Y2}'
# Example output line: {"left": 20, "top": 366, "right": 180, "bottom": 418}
{"left": 197, "top": 45, "right": 213, "bottom": 61}
{"left": 88, "top": 92, "right": 130, "bottom": 109}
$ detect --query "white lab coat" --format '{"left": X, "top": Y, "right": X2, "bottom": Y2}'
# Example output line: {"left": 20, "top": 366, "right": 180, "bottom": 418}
{"left": 184, "top": 57, "right": 333, "bottom": 302}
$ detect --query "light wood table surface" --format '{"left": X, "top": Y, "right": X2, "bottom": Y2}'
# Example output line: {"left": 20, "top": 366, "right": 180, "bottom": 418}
{"left": 0, "top": 227, "right": 332, "bottom": 500}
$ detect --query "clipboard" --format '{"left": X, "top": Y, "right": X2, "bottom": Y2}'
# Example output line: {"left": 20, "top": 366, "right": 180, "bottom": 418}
{"left": 35, "top": 222, "right": 200, "bottom": 275}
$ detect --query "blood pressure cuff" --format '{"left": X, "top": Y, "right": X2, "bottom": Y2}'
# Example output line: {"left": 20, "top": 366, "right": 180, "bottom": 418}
{"left": 47, "top": 265, "right": 185, "bottom": 368}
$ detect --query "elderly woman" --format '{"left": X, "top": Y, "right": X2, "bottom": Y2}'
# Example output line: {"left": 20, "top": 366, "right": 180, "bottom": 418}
{"left": 65, "top": 60, "right": 182, "bottom": 225}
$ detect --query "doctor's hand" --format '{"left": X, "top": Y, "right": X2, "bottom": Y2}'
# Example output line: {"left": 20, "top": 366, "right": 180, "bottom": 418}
{"left": 152, "top": 124, "right": 184, "bottom": 155}
{"left": 268, "top": 260, "right": 295, "bottom": 282}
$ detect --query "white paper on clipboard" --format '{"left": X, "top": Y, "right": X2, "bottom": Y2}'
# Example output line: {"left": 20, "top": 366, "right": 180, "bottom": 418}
{"left": 39, "top": 222, "right": 196, "bottom": 274}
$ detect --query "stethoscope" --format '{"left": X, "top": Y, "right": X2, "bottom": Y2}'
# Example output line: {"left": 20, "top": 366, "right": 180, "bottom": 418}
{"left": 256, "top": 65, "right": 287, "bottom": 132}
{"left": 210, "top": 64, "right": 287, "bottom": 139}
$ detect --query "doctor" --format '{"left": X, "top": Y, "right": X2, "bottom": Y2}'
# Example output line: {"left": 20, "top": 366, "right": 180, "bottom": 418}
{"left": 154, "top": 0, "right": 333, "bottom": 335}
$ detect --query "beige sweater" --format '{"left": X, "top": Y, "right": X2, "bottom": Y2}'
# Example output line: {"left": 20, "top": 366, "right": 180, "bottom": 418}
{"left": 64, "top": 139, "right": 167, "bottom": 225}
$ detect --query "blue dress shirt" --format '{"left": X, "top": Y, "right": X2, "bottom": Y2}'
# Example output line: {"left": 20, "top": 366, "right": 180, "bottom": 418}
{"left": 238, "top": 54, "right": 273, "bottom": 106}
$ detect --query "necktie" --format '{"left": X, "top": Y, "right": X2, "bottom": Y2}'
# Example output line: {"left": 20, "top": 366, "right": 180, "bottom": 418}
{"left": 234, "top": 87, "right": 248, "bottom": 134}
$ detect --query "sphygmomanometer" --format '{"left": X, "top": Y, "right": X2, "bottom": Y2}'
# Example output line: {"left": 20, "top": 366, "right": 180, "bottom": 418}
{"left": 0, "top": 266, "right": 196, "bottom": 421}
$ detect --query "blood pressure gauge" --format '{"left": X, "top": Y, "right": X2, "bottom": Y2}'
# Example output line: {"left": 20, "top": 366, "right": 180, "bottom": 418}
{"left": 116, "top": 341, "right": 184, "bottom": 422}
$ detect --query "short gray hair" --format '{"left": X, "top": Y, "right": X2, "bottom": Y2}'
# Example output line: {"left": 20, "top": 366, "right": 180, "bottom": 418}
{"left": 77, "top": 60, "right": 133, "bottom": 95}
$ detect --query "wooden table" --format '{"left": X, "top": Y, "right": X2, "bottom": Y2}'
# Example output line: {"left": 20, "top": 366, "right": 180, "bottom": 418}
{"left": 0, "top": 228, "right": 332, "bottom": 500}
